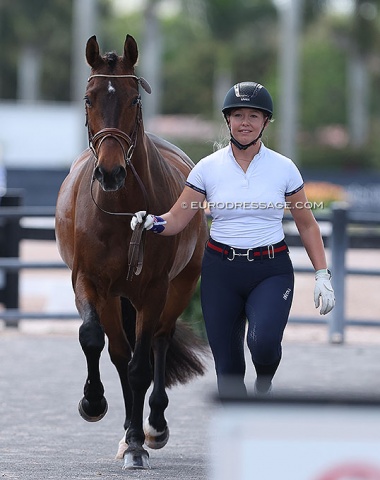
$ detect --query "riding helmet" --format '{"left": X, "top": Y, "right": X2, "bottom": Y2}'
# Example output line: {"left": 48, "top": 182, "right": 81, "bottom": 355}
{"left": 222, "top": 82, "right": 273, "bottom": 118}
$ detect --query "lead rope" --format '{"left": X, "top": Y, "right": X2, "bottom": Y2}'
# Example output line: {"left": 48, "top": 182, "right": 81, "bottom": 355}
{"left": 126, "top": 151, "right": 150, "bottom": 281}
{"left": 127, "top": 223, "right": 146, "bottom": 280}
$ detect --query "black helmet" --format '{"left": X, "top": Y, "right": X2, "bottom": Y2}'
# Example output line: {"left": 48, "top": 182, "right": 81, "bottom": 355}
{"left": 222, "top": 82, "right": 273, "bottom": 118}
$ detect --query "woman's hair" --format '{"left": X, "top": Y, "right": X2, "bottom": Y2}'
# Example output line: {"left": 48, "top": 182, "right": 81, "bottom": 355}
{"left": 213, "top": 123, "right": 230, "bottom": 152}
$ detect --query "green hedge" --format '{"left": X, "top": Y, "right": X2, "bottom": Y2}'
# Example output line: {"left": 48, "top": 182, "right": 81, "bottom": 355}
{"left": 180, "top": 280, "right": 207, "bottom": 341}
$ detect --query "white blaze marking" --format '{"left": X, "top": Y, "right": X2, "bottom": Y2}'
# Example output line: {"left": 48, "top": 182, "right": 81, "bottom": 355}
{"left": 108, "top": 81, "right": 115, "bottom": 94}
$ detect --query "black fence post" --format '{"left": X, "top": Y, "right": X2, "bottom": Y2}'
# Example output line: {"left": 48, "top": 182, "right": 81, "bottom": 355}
{"left": 328, "top": 202, "right": 349, "bottom": 344}
{"left": 0, "top": 190, "right": 24, "bottom": 328}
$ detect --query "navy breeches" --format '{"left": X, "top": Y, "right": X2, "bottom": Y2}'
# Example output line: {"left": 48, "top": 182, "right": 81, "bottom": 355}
{"left": 200, "top": 242, "right": 294, "bottom": 394}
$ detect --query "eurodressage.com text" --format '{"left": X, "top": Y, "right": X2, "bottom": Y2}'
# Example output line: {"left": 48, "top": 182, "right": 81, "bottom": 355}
{"left": 181, "top": 201, "right": 325, "bottom": 210}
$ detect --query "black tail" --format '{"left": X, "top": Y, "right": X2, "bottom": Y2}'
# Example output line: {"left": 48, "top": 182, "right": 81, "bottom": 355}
{"left": 164, "top": 320, "right": 210, "bottom": 388}
{"left": 120, "top": 297, "right": 210, "bottom": 387}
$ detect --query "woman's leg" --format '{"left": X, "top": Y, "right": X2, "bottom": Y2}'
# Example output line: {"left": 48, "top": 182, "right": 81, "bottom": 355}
{"left": 245, "top": 270, "right": 294, "bottom": 393}
{"left": 201, "top": 252, "right": 247, "bottom": 397}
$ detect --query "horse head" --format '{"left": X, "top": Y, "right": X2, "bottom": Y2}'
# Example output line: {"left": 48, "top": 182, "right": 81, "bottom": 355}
{"left": 84, "top": 35, "right": 151, "bottom": 192}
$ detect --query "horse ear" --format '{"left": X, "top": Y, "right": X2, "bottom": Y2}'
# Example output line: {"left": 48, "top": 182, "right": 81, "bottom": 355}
{"left": 86, "top": 35, "right": 102, "bottom": 68}
{"left": 123, "top": 34, "right": 138, "bottom": 68}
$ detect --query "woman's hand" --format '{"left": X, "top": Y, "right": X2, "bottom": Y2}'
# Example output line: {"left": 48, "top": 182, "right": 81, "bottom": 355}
{"left": 314, "top": 269, "right": 335, "bottom": 315}
{"left": 130, "top": 211, "right": 166, "bottom": 233}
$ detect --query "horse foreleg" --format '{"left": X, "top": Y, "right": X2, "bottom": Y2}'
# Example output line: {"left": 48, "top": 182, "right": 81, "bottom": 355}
{"left": 102, "top": 298, "right": 134, "bottom": 459}
{"left": 78, "top": 304, "right": 108, "bottom": 422}
{"left": 123, "top": 329, "right": 154, "bottom": 470}
{"left": 144, "top": 335, "right": 170, "bottom": 450}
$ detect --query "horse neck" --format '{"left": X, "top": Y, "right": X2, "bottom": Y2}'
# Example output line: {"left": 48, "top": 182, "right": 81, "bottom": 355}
{"left": 130, "top": 132, "right": 163, "bottom": 184}
{"left": 127, "top": 133, "right": 178, "bottom": 210}
{"left": 129, "top": 132, "right": 151, "bottom": 182}
{"left": 119, "top": 132, "right": 152, "bottom": 207}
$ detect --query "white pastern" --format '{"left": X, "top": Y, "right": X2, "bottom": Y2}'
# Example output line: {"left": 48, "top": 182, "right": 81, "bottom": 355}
{"left": 143, "top": 417, "right": 165, "bottom": 437}
{"left": 115, "top": 434, "right": 128, "bottom": 459}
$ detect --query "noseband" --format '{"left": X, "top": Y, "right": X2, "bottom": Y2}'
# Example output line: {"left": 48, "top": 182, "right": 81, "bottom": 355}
{"left": 86, "top": 73, "right": 152, "bottom": 281}
{"left": 90, "top": 128, "right": 135, "bottom": 165}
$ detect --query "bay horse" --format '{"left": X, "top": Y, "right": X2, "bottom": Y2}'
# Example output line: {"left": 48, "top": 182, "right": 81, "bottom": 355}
{"left": 55, "top": 34, "right": 208, "bottom": 470}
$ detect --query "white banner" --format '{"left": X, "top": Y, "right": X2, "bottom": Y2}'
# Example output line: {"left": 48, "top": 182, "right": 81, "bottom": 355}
{"left": 210, "top": 401, "right": 380, "bottom": 480}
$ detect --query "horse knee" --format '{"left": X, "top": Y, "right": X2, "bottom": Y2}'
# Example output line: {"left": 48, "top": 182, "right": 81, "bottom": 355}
{"left": 79, "top": 321, "right": 105, "bottom": 352}
{"left": 128, "top": 361, "right": 152, "bottom": 392}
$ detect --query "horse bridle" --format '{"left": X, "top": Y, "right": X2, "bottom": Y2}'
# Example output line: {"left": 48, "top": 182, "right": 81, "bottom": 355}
{"left": 86, "top": 74, "right": 151, "bottom": 208}
{"left": 87, "top": 74, "right": 150, "bottom": 169}
{"left": 85, "top": 73, "right": 152, "bottom": 280}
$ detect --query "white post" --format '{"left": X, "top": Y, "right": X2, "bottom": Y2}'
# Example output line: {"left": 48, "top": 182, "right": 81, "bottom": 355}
{"left": 17, "top": 45, "right": 42, "bottom": 102}
{"left": 140, "top": 0, "right": 163, "bottom": 125}
{"left": 277, "top": 0, "right": 302, "bottom": 163}
{"left": 71, "top": 0, "right": 98, "bottom": 151}
{"left": 347, "top": 51, "right": 369, "bottom": 147}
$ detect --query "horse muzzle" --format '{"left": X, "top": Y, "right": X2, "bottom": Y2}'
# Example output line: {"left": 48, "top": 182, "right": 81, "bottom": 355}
{"left": 94, "top": 164, "right": 127, "bottom": 192}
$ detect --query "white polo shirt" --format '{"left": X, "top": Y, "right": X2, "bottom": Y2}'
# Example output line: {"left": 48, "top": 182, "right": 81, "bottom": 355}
{"left": 186, "top": 143, "right": 304, "bottom": 249}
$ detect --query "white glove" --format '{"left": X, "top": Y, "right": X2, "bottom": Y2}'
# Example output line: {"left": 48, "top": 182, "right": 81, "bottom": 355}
{"left": 130, "top": 210, "right": 166, "bottom": 234}
{"left": 314, "top": 269, "right": 335, "bottom": 315}
{"left": 130, "top": 211, "right": 155, "bottom": 231}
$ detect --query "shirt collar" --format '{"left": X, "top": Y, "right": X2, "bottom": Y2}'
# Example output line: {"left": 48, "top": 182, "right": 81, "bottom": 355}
{"left": 227, "top": 142, "right": 266, "bottom": 163}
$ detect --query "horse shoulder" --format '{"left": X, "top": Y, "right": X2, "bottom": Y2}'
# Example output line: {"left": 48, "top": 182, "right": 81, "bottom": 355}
{"left": 69, "top": 148, "right": 93, "bottom": 173}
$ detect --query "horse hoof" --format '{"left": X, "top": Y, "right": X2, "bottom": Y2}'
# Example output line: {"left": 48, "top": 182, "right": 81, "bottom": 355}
{"left": 123, "top": 449, "right": 150, "bottom": 470}
{"left": 144, "top": 417, "right": 170, "bottom": 450}
{"left": 78, "top": 396, "right": 108, "bottom": 422}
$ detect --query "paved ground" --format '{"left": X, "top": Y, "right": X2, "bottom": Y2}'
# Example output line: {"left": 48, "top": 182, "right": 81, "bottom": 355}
{"left": 0, "top": 240, "right": 380, "bottom": 479}
{"left": 1, "top": 329, "right": 380, "bottom": 480}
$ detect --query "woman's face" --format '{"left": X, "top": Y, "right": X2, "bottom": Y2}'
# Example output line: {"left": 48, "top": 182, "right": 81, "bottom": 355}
{"left": 227, "top": 108, "right": 268, "bottom": 145}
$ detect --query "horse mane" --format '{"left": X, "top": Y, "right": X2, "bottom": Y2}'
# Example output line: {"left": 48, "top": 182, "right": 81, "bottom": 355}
{"left": 103, "top": 52, "right": 119, "bottom": 70}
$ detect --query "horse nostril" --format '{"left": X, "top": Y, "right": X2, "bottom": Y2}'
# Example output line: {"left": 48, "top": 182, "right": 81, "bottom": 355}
{"left": 93, "top": 165, "right": 126, "bottom": 191}
{"left": 94, "top": 166, "right": 104, "bottom": 183}
{"left": 114, "top": 165, "right": 127, "bottom": 182}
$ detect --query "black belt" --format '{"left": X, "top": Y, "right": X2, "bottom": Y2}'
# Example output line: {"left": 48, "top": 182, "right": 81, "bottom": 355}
{"left": 206, "top": 238, "right": 288, "bottom": 261}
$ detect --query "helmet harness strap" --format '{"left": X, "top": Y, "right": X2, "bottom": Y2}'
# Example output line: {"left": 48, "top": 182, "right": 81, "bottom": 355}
{"left": 225, "top": 115, "right": 268, "bottom": 150}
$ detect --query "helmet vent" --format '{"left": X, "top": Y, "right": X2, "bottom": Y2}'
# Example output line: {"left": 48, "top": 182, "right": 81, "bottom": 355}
{"left": 234, "top": 82, "right": 262, "bottom": 100}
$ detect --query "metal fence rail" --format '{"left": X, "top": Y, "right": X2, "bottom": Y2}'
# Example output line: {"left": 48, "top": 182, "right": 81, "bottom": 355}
{"left": 0, "top": 196, "right": 73, "bottom": 325}
{"left": 285, "top": 204, "right": 380, "bottom": 342}
{"left": 0, "top": 202, "right": 379, "bottom": 343}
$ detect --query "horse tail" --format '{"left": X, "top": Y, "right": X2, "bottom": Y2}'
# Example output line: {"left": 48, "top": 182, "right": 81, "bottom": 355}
{"left": 121, "top": 298, "right": 209, "bottom": 386}
{"left": 164, "top": 321, "right": 210, "bottom": 388}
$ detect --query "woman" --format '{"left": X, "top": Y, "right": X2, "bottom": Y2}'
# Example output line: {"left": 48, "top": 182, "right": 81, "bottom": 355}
{"left": 131, "top": 81, "right": 335, "bottom": 397}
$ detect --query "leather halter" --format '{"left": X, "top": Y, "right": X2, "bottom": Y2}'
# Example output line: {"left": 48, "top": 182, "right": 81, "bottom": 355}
{"left": 85, "top": 73, "right": 152, "bottom": 280}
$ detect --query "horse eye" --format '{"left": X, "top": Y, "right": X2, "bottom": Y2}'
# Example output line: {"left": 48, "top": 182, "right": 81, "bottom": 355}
{"left": 84, "top": 96, "right": 92, "bottom": 107}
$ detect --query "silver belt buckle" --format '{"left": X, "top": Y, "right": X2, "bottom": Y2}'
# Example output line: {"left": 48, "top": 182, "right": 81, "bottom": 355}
{"left": 228, "top": 247, "right": 254, "bottom": 262}
{"left": 246, "top": 248, "right": 254, "bottom": 261}
{"left": 227, "top": 247, "right": 236, "bottom": 261}
{"left": 268, "top": 245, "right": 275, "bottom": 259}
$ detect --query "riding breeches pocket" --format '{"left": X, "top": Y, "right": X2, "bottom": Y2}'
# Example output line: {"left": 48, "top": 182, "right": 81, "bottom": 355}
{"left": 201, "top": 248, "right": 222, "bottom": 271}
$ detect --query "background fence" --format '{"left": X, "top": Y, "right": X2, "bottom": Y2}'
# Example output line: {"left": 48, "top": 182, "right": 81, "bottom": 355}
{"left": 0, "top": 190, "right": 378, "bottom": 344}
{"left": 284, "top": 204, "right": 380, "bottom": 343}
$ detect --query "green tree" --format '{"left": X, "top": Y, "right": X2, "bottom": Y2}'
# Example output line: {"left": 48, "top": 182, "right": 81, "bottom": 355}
{"left": 0, "top": 0, "right": 111, "bottom": 101}
{"left": 203, "top": 0, "right": 278, "bottom": 118}
{"left": 300, "top": 21, "right": 346, "bottom": 129}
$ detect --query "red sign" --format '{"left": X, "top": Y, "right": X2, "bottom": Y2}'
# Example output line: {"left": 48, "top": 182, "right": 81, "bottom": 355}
{"left": 317, "top": 463, "right": 380, "bottom": 480}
